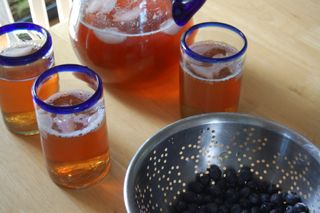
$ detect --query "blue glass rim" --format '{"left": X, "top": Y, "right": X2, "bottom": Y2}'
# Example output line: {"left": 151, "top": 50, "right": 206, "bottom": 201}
{"left": 0, "top": 22, "right": 52, "bottom": 66}
{"left": 32, "top": 64, "right": 103, "bottom": 114}
{"left": 181, "top": 22, "right": 248, "bottom": 63}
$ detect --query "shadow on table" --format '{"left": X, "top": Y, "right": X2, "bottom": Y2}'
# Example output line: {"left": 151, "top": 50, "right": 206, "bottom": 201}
{"left": 17, "top": 134, "right": 42, "bottom": 150}
{"left": 61, "top": 159, "right": 126, "bottom": 212}
{"left": 104, "top": 72, "right": 181, "bottom": 124}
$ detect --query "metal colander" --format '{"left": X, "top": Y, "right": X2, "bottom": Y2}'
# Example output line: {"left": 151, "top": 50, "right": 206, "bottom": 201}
{"left": 124, "top": 113, "right": 320, "bottom": 212}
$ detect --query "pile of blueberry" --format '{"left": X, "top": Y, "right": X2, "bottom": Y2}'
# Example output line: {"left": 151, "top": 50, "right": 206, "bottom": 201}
{"left": 173, "top": 164, "right": 309, "bottom": 213}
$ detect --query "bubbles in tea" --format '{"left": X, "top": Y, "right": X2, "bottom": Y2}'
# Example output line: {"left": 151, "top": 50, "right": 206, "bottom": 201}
{"left": 180, "top": 41, "right": 243, "bottom": 117}
{"left": 37, "top": 90, "right": 110, "bottom": 189}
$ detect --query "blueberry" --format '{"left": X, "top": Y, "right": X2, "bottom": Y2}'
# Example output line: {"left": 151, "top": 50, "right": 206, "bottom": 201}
{"left": 203, "top": 194, "right": 213, "bottom": 203}
{"left": 256, "top": 180, "right": 269, "bottom": 192}
{"left": 240, "top": 187, "right": 251, "bottom": 198}
{"left": 293, "top": 202, "right": 309, "bottom": 213}
{"left": 260, "top": 193, "right": 270, "bottom": 203}
{"left": 219, "top": 205, "right": 229, "bottom": 213}
{"left": 199, "top": 205, "right": 207, "bottom": 210}
{"left": 268, "top": 184, "right": 280, "bottom": 194}
{"left": 226, "top": 190, "right": 240, "bottom": 204}
{"left": 282, "top": 192, "right": 289, "bottom": 200}
{"left": 197, "top": 206, "right": 207, "bottom": 213}
{"left": 270, "top": 208, "right": 283, "bottom": 213}
{"left": 196, "top": 209, "right": 206, "bottom": 213}
{"left": 207, "top": 185, "right": 222, "bottom": 197}
{"left": 216, "top": 179, "right": 227, "bottom": 190}
{"left": 197, "top": 173, "right": 211, "bottom": 186}
{"left": 260, "top": 202, "right": 273, "bottom": 213}
{"left": 224, "top": 199, "right": 234, "bottom": 208}
{"left": 231, "top": 204, "right": 242, "bottom": 213}
{"left": 225, "top": 188, "right": 236, "bottom": 198}
{"left": 176, "top": 165, "right": 310, "bottom": 213}
{"left": 247, "top": 180, "right": 258, "bottom": 191}
{"left": 224, "top": 198, "right": 234, "bottom": 209}
{"left": 214, "top": 197, "right": 224, "bottom": 205}
{"left": 206, "top": 202, "right": 218, "bottom": 213}
{"left": 250, "top": 206, "right": 260, "bottom": 213}
{"left": 194, "top": 193, "right": 205, "bottom": 205}
{"left": 175, "top": 200, "right": 188, "bottom": 212}
{"left": 249, "top": 193, "right": 260, "bottom": 205}
{"left": 223, "top": 200, "right": 233, "bottom": 211}
{"left": 225, "top": 167, "right": 237, "bottom": 176}
{"left": 270, "top": 193, "right": 283, "bottom": 206}
{"left": 187, "top": 203, "right": 198, "bottom": 211}
{"left": 239, "top": 167, "right": 253, "bottom": 182}
{"left": 225, "top": 168, "right": 238, "bottom": 186}
{"left": 182, "top": 191, "right": 197, "bottom": 202}
{"left": 239, "top": 198, "right": 251, "bottom": 208}
{"left": 189, "top": 181, "right": 205, "bottom": 193}
{"left": 209, "top": 164, "right": 222, "bottom": 181}
{"left": 284, "top": 192, "right": 301, "bottom": 205}
{"left": 285, "top": 205, "right": 294, "bottom": 213}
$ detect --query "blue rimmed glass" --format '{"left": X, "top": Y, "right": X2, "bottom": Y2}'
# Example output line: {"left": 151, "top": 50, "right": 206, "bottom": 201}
{"left": 179, "top": 22, "right": 248, "bottom": 117}
{"left": 0, "top": 22, "right": 54, "bottom": 135}
{"left": 0, "top": 22, "right": 53, "bottom": 66}
{"left": 32, "top": 64, "right": 110, "bottom": 189}
{"left": 33, "top": 64, "right": 103, "bottom": 114}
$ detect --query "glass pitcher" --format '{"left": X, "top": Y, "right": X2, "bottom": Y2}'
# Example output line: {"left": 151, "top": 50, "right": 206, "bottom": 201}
{"left": 69, "top": 0, "right": 196, "bottom": 88}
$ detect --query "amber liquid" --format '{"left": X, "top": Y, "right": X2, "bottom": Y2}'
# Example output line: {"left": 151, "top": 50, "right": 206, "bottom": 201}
{"left": 38, "top": 91, "right": 110, "bottom": 189}
{"left": 70, "top": 0, "right": 192, "bottom": 88}
{"left": 180, "top": 41, "right": 243, "bottom": 117}
{"left": 0, "top": 45, "right": 56, "bottom": 134}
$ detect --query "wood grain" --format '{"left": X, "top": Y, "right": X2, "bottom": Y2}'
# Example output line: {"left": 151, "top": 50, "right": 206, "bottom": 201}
{"left": 0, "top": 0, "right": 319, "bottom": 212}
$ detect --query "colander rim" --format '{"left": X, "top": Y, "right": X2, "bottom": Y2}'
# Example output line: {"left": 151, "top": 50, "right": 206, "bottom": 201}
{"left": 124, "top": 112, "right": 320, "bottom": 212}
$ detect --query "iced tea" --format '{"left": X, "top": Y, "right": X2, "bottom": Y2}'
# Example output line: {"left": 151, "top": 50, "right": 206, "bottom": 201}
{"left": 37, "top": 90, "right": 110, "bottom": 189}
{"left": 69, "top": 0, "right": 193, "bottom": 87}
{"left": 179, "top": 22, "right": 247, "bottom": 117}
{"left": 0, "top": 23, "right": 56, "bottom": 134}
{"left": 33, "top": 64, "right": 110, "bottom": 189}
{"left": 180, "top": 41, "right": 243, "bottom": 116}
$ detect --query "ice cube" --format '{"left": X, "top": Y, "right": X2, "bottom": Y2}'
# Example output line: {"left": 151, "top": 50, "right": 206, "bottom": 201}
{"left": 1, "top": 45, "right": 34, "bottom": 57}
{"left": 211, "top": 53, "right": 225, "bottom": 58}
{"left": 113, "top": 6, "right": 141, "bottom": 22}
{"left": 53, "top": 114, "right": 77, "bottom": 133}
{"left": 73, "top": 114, "right": 89, "bottom": 127}
{"left": 37, "top": 112, "right": 53, "bottom": 138}
{"left": 86, "top": 0, "right": 117, "bottom": 14}
{"left": 94, "top": 27, "right": 127, "bottom": 44}
{"left": 189, "top": 62, "right": 228, "bottom": 79}
{"left": 160, "top": 19, "right": 182, "bottom": 35}
{"left": 192, "top": 45, "right": 213, "bottom": 55}
{"left": 213, "top": 67, "right": 233, "bottom": 79}
{"left": 203, "top": 48, "right": 227, "bottom": 58}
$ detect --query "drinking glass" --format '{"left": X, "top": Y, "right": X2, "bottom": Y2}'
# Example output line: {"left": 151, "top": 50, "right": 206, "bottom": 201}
{"left": 179, "top": 22, "right": 248, "bottom": 117}
{"left": 32, "top": 64, "right": 111, "bottom": 189}
{"left": 0, "top": 22, "right": 56, "bottom": 135}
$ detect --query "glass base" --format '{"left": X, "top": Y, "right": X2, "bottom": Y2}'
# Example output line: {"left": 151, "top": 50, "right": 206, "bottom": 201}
{"left": 2, "top": 111, "right": 39, "bottom": 135}
{"left": 11, "top": 129, "right": 39, "bottom": 136}
{"left": 47, "top": 153, "right": 111, "bottom": 189}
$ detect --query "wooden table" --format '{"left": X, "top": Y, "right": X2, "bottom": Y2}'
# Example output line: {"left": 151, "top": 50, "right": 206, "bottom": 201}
{"left": 1, "top": 0, "right": 320, "bottom": 212}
